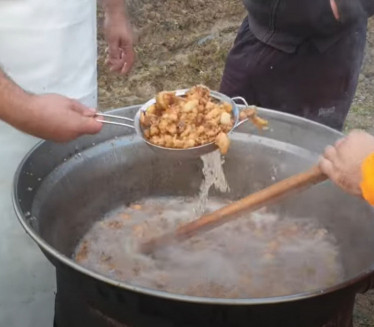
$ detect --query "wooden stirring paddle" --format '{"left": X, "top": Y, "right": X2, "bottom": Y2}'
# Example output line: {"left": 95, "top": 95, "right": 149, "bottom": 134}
{"left": 140, "top": 165, "right": 327, "bottom": 254}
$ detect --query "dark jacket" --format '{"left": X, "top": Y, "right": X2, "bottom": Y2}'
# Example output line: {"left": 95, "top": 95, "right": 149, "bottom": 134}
{"left": 242, "top": 0, "right": 374, "bottom": 53}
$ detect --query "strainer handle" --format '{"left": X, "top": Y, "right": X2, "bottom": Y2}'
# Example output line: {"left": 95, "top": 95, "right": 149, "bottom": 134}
{"left": 231, "top": 97, "right": 251, "bottom": 128}
{"left": 95, "top": 112, "right": 135, "bottom": 129}
{"left": 231, "top": 96, "right": 249, "bottom": 108}
{"left": 230, "top": 97, "right": 270, "bottom": 130}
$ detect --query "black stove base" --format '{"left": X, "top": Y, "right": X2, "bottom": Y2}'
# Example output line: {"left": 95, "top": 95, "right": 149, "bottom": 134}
{"left": 54, "top": 287, "right": 355, "bottom": 327}
{"left": 53, "top": 266, "right": 356, "bottom": 327}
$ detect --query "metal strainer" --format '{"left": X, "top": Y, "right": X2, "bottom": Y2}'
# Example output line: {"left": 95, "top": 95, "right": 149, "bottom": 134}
{"left": 96, "top": 89, "right": 252, "bottom": 158}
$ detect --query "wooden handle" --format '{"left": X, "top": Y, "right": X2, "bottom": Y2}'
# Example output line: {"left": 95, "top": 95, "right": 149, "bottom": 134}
{"left": 140, "top": 165, "right": 327, "bottom": 253}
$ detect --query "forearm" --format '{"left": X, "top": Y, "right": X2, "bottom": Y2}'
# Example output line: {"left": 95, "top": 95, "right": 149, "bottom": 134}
{"left": 0, "top": 68, "right": 35, "bottom": 130}
{"left": 100, "top": 0, "right": 127, "bottom": 19}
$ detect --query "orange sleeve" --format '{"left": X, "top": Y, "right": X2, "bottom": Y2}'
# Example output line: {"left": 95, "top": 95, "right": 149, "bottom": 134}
{"left": 360, "top": 153, "right": 374, "bottom": 205}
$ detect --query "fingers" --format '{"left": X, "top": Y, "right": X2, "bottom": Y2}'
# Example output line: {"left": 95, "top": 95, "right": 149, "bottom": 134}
{"left": 82, "top": 118, "right": 103, "bottom": 135}
{"left": 108, "top": 58, "right": 125, "bottom": 73}
{"left": 323, "top": 145, "right": 338, "bottom": 162}
{"left": 105, "top": 42, "right": 135, "bottom": 74}
{"left": 103, "top": 15, "right": 135, "bottom": 74}
{"left": 69, "top": 100, "right": 103, "bottom": 135}
{"left": 330, "top": 0, "right": 340, "bottom": 20}
{"left": 334, "top": 137, "right": 345, "bottom": 148}
{"left": 319, "top": 144, "right": 341, "bottom": 181}
{"left": 82, "top": 108, "right": 98, "bottom": 117}
{"left": 323, "top": 140, "right": 346, "bottom": 164}
{"left": 105, "top": 35, "right": 124, "bottom": 69}
{"left": 107, "top": 42, "right": 121, "bottom": 61}
{"left": 75, "top": 113, "right": 103, "bottom": 136}
{"left": 106, "top": 50, "right": 125, "bottom": 72}
{"left": 319, "top": 157, "right": 336, "bottom": 179}
{"left": 105, "top": 38, "right": 126, "bottom": 72}
{"left": 120, "top": 46, "right": 135, "bottom": 75}
{"left": 106, "top": 47, "right": 135, "bottom": 74}
{"left": 71, "top": 100, "right": 97, "bottom": 117}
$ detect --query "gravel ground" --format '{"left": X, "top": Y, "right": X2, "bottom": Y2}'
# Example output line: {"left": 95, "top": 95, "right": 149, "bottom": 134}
{"left": 97, "top": 0, "right": 245, "bottom": 109}
{"left": 97, "top": 2, "right": 374, "bottom": 325}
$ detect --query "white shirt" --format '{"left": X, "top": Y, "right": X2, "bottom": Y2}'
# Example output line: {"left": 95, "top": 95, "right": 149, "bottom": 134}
{"left": 0, "top": 1, "right": 97, "bottom": 326}
{"left": 0, "top": 0, "right": 97, "bottom": 106}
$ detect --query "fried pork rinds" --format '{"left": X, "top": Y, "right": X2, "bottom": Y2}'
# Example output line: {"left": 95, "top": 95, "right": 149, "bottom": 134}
{"left": 156, "top": 91, "right": 177, "bottom": 110}
{"left": 215, "top": 132, "right": 230, "bottom": 155}
{"left": 140, "top": 85, "right": 234, "bottom": 154}
{"left": 239, "top": 106, "right": 269, "bottom": 130}
{"left": 140, "top": 85, "right": 268, "bottom": 154}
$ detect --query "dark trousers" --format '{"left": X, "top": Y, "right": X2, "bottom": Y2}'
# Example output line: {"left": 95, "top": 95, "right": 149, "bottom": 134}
{"left": 220, "top": 17, "right": 367, "bottom": 131}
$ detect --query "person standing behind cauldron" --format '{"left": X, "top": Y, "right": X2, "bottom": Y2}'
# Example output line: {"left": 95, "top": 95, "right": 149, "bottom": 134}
{"left": 0, "top": 0, "right": 135, "bottom": 142}
{"left": 0, "top": 1, "right": 134, "bottom": 326}
{"left": 220, "top": 0, "right": 374, "bottom": 131}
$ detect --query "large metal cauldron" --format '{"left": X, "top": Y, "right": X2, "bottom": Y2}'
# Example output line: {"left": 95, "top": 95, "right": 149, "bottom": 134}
{"left": 13, "top": 106, "right": 374, "bottom": 327}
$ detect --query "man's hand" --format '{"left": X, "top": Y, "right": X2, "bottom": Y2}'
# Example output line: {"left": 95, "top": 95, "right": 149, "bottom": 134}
{"left": 22, "top": 94, "right": 103, "bottom": 142}
{"left": 319, "top": 130, "right": 374, "bottom": 196}
{"left": 0, "top": 68, "right": 102, "bottom": 142}
{"left": 330, "top": 0, "right": 340, "bottom": 20}
{"left": 103, "top": 1, "right": 135, "bottom": 75}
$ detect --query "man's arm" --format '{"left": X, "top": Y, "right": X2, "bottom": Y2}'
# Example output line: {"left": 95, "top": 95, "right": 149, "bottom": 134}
{"left": 101, "top": 0, "right": 126, "bottom": 16}
{"left": 0, "top": 69, "right": 31, "bottom": 128}
{"left": 100, "top": 0, "right": 135, "bottom": 74}
{"left": 0, "top": 68, "right": 102, "bottom": 142}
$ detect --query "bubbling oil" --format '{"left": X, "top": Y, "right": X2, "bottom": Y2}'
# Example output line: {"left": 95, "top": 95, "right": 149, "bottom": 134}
{"left": 74, "top": 196, "right": 344, "bottom": 298}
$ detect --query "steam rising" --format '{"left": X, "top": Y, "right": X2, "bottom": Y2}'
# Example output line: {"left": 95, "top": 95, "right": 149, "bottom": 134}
{"left": 196, "top": 150, "right": 229, "bottom": 215}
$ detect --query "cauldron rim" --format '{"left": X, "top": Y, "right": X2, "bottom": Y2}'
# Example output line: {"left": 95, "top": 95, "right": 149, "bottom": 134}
{"left": 12, "top": 106, "right": 374, "bottom": 306}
